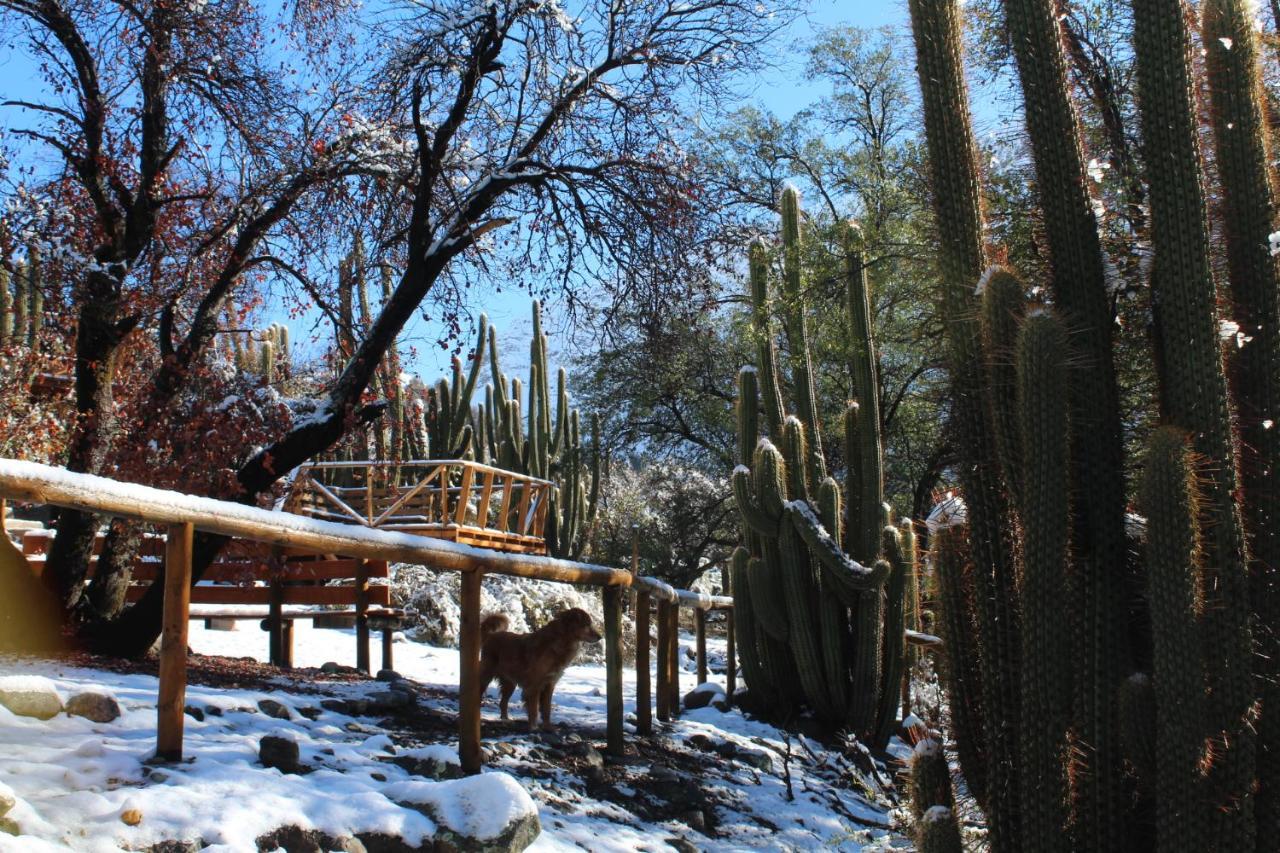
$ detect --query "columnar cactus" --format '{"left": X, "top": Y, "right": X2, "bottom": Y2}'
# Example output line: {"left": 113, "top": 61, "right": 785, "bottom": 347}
{"left": 730, "top": 187, "right": 894, "bottom": 739}
{"left": 907, "top": 0, "right": 1270, "bottom": 848}
{"left": 909, "top": 738, "right": 955, "bottom": 819}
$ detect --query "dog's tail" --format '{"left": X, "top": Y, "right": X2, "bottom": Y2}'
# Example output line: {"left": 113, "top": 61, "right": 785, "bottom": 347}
{"left": 480, "top": 613, "right": 509, "bottom": 639}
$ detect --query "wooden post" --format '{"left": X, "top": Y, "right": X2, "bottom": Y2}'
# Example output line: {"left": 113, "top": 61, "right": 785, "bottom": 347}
{"left": 355, "top": 559, "right": 371, "bottom": 674}
{"left": 695, "top": 608, "right": 707, "bottom": 685}
{"left": 655, "top": 599, "right": 670, "bottom": 722}
{"left": 635, "top": 591, "right": 652, "bottom": 735}
{"left": 459, "top": 570, "right": 483, "bottom": 774}
{"left": 157, "top": 522, "right": 193, "bottom": 762}
{"left": 381, "top": 626, "right": 394, "bottom": 672}
{"left": 725, "top": 608, "right": 737, "bottom": 702}
{"left": 281, "top": 620, "right": 295, "bottom": 670}
{"left": 603, "top": 585, "right": 624, "bottom": 757}
{"left": 666, "top": 603, "right": 681, "bottom": 717}
{"left": 268, "top": 576, "right": 284, "bottom": 667}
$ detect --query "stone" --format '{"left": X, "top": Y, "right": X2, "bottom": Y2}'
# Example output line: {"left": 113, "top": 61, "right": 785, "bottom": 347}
{"left": 257, "top": 699, "right": 292, "bottom": 720}
{"left": 686, "top": 734, "right": 716, "bottom": 753}
{"left": 298, "top": 706, "right": 322, "bottom": 721}
{"left": 0, "top": 818, "right": 18, "bottom": 835}
{"left": 583, "top": 765, "right": 606, "bottom": 785}
{"left": 259, "top": 735, "right": 304, "bottom": 774}
{"left": 0, "top": 675, "right": 62, "bottom": 720}
{"left": 365, "top": 691, "right": 413, "bottom": 714}
{"left": 144, "top": 840, "right": 203, "bottom": 853}
{"left": 663, "top": 837, "right": 698, "bottom": 853}
{"left": 682, "top": 683, "right": 728, "bottom": 712}
{"left": 680, "top": 810, "right": 706, "bottom": 833}
{"left": 66, "top": 692, "right": 121, "bottom": 723}
{"left": 0, "top": 782, "right": 14, "bottom": 817}
{"left": 148, "top": 769, "right": 170, "bottom": 784}
{"left": 568, "top": 742, "right": 603, "bottom": 770}
{"left": 183, "top": 705, "right": 204, "bottom": 722}
{"left": 735, "top": 747, "right": 773, "bottom": 772}
{"left": 493, "top": 742, "right": 516, "bottom": 757}
{"left": 320, "top": 661, "right": 342, "bottom": 675}
{"left": 375, "top": 669, "right": 402, "bottom": 682}
{"left": 392, "top": 754, "right": 464, "bottom": 781}
{"left": 255, "top": 826, "right": 369, "bottom": 852}
{"left": 204, "top": 705, "right": 222, "bottom": 717}
{"left": 401, "top": 787, "right": 540, "bottom": 853}
{"left": 649, "top": 764, "right": 679, "bottom": 782}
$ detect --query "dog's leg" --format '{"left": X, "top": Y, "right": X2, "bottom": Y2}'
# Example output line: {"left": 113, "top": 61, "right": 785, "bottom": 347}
{"left": 524, "top": 682, "right": 542, "bottom": 732}
{"left": 499, "top": 679, "right": 515, "bottom": 720}
{"left": 540, "top": 683, "right": 554, "bottom": 728}
{"left": 478, "top": 656, "right": 496, "bottom": 706}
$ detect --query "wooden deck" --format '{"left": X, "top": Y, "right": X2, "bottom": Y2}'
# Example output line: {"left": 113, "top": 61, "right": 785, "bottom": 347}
{"left": 286, "top": 460, "right": 553, "bottom": 556}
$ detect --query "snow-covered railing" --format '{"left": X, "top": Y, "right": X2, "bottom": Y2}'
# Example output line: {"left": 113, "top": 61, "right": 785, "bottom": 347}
{"left": 0, "top": 459, "right": 736, "bottom": 773}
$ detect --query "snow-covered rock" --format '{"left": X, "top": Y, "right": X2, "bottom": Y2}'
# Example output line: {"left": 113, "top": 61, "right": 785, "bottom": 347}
{"left": 683, "top": 682, "right": 729, "bottom": 712}
{"left": 0, "top": 674, "right": 61, "bottom": 719}
{"left": 389, "top": 772, "right": 540, "bottom": 852}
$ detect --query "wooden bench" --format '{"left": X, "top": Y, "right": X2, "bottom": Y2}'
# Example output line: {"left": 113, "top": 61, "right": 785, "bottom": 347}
{"left": 21, "top": 530, "right": 402, "bottom": 672}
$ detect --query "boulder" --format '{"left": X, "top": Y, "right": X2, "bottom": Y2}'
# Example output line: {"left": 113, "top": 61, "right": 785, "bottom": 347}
{"left": 255, "top": 826, "right": 370, "bottom": 852}
{"left": 257, "top": 699, "right": 292, "bottom": 720}
{"left": 0, "top": 782, "right": 14, "bottom": 817}
{"left": 259, "top": 735, "right": 304, "bottom": 774}
{"left": 682, "top": 682, "right": 728, "bottom": 712}
{"left": 375, "top": 669, "right": 403, "bottom": 682}
{"left": 0, "top": 675, "right": 62, "bottom": 720}
{"left": 182, "top": 705, "right": 204, "bottom": 722}
{"left": 66, "top": 691, "right": 121, "bottom": 723}
{"left": 392, "top": 772, "right": 540, "bottom": 853}
{"left": 320, "top": 661, "right": 342, "bottom": 675}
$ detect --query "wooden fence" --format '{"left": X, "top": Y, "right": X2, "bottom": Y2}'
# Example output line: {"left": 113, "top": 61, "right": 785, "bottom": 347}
{"left": 0, "top": 460, "right": 733, "bottom": 771}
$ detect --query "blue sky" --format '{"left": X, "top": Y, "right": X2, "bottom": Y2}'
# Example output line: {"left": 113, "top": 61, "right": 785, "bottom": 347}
{"left": 0, "top": 0, "right": 925, "bottom": 384}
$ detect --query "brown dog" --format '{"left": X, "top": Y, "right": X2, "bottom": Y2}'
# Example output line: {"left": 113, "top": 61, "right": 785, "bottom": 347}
{"left": 478, "top": 608, "right": 602, "bottom": 731}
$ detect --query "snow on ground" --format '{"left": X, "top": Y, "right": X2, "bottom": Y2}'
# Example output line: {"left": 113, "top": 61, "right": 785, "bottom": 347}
{"left": 0, "top": 615, "right": 904, "bottom": 851}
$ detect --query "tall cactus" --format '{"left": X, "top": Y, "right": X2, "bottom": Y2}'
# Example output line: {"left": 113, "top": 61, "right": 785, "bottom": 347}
{"left": 906, "top": 0, "right": 1022, "bottom": 844}
{"left": 0, "top": 266, "right": 12, "bottom": 344}
{"left": 906, "top": 0, "right": 1269, "bottom": 848}
{"left": 1201, "top": 1, "right": 1280, "bottom": 840}
{"left": 730, "top": 188, "right": 894, "bottom": 739}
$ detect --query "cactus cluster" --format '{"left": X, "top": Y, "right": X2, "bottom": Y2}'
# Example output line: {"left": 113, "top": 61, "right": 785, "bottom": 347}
{"left": 909, "top": 739, "right": 963, "bottom": 853}
{"left": 230, "top": 323, "right": 290, "bottom": 382}
{"left": 729, "top": 186, "right": 913, "bottom": 742}
{"left": 1, "top": 246, "right": 44, "bottom": 348}
{"left": 906, "top": 0, "right": 1278, "bottom": 849}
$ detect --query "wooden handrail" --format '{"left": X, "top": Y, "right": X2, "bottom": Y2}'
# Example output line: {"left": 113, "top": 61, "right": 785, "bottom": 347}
{"left": 298, "top": 458, "right": 556, "bottom": 488}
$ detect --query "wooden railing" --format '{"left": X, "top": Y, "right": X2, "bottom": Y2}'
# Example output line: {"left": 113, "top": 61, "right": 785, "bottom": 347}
{"left": 0, "top": 460, "right": 732, "bottom": 773}
{"left": 287, "top": 460, "right": 554, "bottom": 555}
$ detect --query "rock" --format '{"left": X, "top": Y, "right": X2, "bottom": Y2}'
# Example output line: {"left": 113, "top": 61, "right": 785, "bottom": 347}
{"left": 583, "top": 765, "right": 606, "bottom": 785}
{"left": 568, "top": 742, "right": 603, "bottom": 770}
{"left": 686, "top": 734, "right": 716, "bottom": 753}
{"left": 320, "top": 661, "right": 342, "bottom": 675}
{"left": 121, "top": 808, "right": 143, "bottom": 826}
{"left": 493, "top": 742, "right": 516, "bottom": 757}
{"left": 0, "top": 783, "right": 13, "bottom": 817}
{"left": 148, "top": 769, "right": 170, "bottom": 784}
{"left": 0, "top": 818, "right": 17, "bottom": 835}
{"left": 682, "top": 682, "right": 728, "bottom": 712}
{"left": 392, "top": 753, "right": 464, "bottom": 781}
{"left": 649, "top": 764, "right": 679, "bottom": 782}
{"left": 398, "top": 773, "right": 540, "bottom": 853}
{"left": 375, "top": 669, "right": 402, "bottom": 682}
{"left": 735, "top": 747, "right": 773, "bottom": 772}
{"left": 663, "top": 837, "right": 699, "bottom": 853}
{"left": 0, "top": 675, "right": 62, "bottom": 720}
{"left": 144, "top": 840, "right": 203, "bottom": 853}
{"left": 298, "top": 706, "right": 321, "bottom": 721}
{"left": 259, "top": 735, "right": 304, "bottom": 774}
{"left": 183, "top": 705, "right": 204, "bottom": 722}
{"left": 257, "top": 699, "right": 292, "bottom": 720}
{"left": 255, "top": 826, "right": 369, "bottom": 852}
{"left": 365, "top": 691, "right": 413, "bottom": 714}
{"left": 66, "top": 692, "right": 121, "bottom": 723}
{"left": 204, "top": 705, "right": 223, "bottom": 717}
{"left": 370, "top": 772, "right": 387, "bottom": 782}
{"left": 680, "top": 810, "right": 706, "bottom": 833}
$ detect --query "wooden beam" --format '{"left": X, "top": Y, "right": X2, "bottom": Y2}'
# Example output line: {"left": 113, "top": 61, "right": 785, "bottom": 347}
{"left": 655, "top": 599, "right": 670, "bottom": 722}
{"left": 156, "top": 522, "right": 193, "bottom": 762}
{"left": 695, "top": 608, "right": 707, "bottom": 686}
{"left": 634, "top": 591, "right": 651, "bottom": 736}
{"left": 0, "top": 460, "right": 633, "bottom": 587}
{"left": 603, "top": 585, "right": 624, "bottom": 757}
{"left": 459, "top": 570, "right": 483, "bottom": 774}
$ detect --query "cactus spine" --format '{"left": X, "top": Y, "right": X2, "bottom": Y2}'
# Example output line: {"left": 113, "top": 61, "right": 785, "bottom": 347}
{"left": 730, "top": 188, "right": 893, "bottom": 739}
